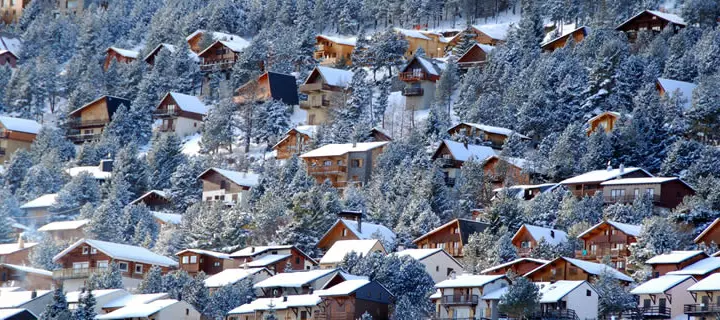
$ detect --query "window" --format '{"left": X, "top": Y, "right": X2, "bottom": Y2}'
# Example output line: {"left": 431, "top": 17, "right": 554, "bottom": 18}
{"left": 351, "top": 159, "right": 363, "bottom": 168}
{"left": 135, "top": 264, "right": 144, "bottom": 274}
{"left": 214, "top": 262, "right": 221, "bottom": 267}
{"left": 91, "top": 248, "right": 97, "bottom": 254}
{"left": 295, "top": 257, "right": 300, "bottom": 264}
{"left": 182, "top": 256, "right": 189, "bottom": 264}
{"left": 82, "top": 246, "right": 89, "bottom": 255}
{"left": 634, "top": 188, "right": 640, "bottom": 197}
{"left": 586, "top": 290, "right": 592, "bottom": 297}
{"left": 616, "top": 261, "right": 624, "bottom": 269}
{"left": 337, "top": 160, "right": 343, "bottom": 166}
{"left": 220, "top": 180, "right": 227, "bottom": 190}
{"left": 611, "top": 189, "right": 625, "bottom": 199}
{"left": 232, "top": 194, "right": 238, "bottom": 202}
{"left": 323, "top": 160, "right": 332, "bottom": 166}
{"left": 569, "top": 267, "right": 578, "bottom": 275}
{"left": 575, "top": 185, "right": 581, "bottom": 190}
{"left": 646, "top": 188, "right": 654, "bottom": 196}
{"left": 118, "top": 262, "right": 129, "bottom": 272}
{"left": 97, "top": 261, "right": 109, "bottom": 269}
{"left": 342, "top": 228, "right": 347, "bottom": 237}
{"left": 190, "top": 256, "right": 197, "bottom": 263}
{"left": 521, "top": 241, "right": 531, "bottom": 248}
{"left": 616, "top": 243, "right": 625, "bottom": 250}
{"left": 436, "top": 266, "right": 439, "bottom": 272}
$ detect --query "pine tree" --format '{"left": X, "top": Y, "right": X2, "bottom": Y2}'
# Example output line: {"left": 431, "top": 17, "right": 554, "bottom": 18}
{"left": 88, "top": 262, "right": 123, "bottom": 290}
{"left": 596, "top": 267, "right": 636, "bottom": 318}
{"left": 87, "top": 175, "right": 131, "bottom": 242}
{"left": 138, "top": 265, "right": 164, "bottom": 294}
{"left": 201, "top": 96, "right": 236, "bottom": 154}
{"left": 29, "top": 236, "right": 62, "bottom": 271}
{"left": 169, "top": 158, "right": 204, "bottom": 211}
{"left": 72, "top": 289, "right": 97, "bottom": 320}
{"left": 499, "top": 276, "right": 540, "bottom": 318}
{"left": 111, "top": 144, "right": 148, "bottom": 200}
{"left": 208, "top": 280, "right": 255, "bottom": 320}
{"left": 39, "top": 285, "right": 71, "bottom": 320}
{"left": 17, "top": 151, "right": 67, "bottom": 202}
{"left": 50, "top": 172, "right": 101, "bottom": 221}
{"left": 121, "top": 203, "right": 159, "bottom": 246}
{"left": 0, "top": 205, "right": 14, "bottom": 244}
{"left": 462, "top": 231, "right": 497, "bottom": 273}
{"left": 434, "top": 61, "right": 458, "bottom": 117}
{"left": 30, "top": 127, "right": 76, "bottom": 161}
{"left": 147, "top": 134, "right": 186, "bottom": 190}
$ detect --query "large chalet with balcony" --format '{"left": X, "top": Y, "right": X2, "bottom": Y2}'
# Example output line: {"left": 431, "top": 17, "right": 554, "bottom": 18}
{"left": 195, "top": 32, "right": 250, "bottom": 72}
{"left": 615, "top": 10, "right": 686, "bottom": 41}
{"left": 482, "top": 155, "right": 533, "bottom": 189}
{"left": 431, "top": 139, "right": 496, "bottom": 186}
{"left": 540, "top": 26, "right": 589, "bottom": 52}
{"left": 0, "top": 116, "right": 41, "bottom": 163}
{"left": 413, "top": 218, "right": 490, "bottom": 259}
{"left": 273, "top": 126, "right": 317, "bottom": 160}
{"left": 447, "top": 122, "right": 530, "bottom": 149}
{"left": 560, "top": 166, "right": 653, "bottom": 198}
{"left": 469, "top": 23, "right": 510, "bottom": 46}
{"left": 52, "top": 239, "right": 177, "bottom": 291}
{"left": 511, "top": 224, "right": 568, "bottom": 258}
{"left": 395, "top": 28, "right": 449, "bottom": 59}
{"left": 457, "top": 43, "right": 494, "bottom": 70}
{"left": 685, "top": 273, "right": 720, "bottom": 317}
{"left": 600, "top": 177, "right": 694, "bottom": 209}
{"left": 299, "top": 66, "right": 353, "bottom": 125}
{"left": 176, "top": 249, "right": 234, "bottom": 276}
{"left": 198, "top": 168, "right": 260, "bottom": 209}
{"left": 575, "top": 220, "right": 640, "bottom": 271}
{"left": 66, "top": 95, "right": 131, "bottom": 144}
{"left": 433, "top": 274, "right": 509, "bottom": 320}
{"left": 314, "top": 35, "right": 356, "bottom": 65}
{"left": 300, "top": 141, "right": 389, "bottom": 189}
{"left": 229, "top": 245, "right": 317, "bottom": 273}
{"left": 153, "top": 92, "right": 208, "bottom": 137}
{"left": 524, "top": 257, "right": 633, "bottom": 285}
{"left": 399, "top": 54, "right": 445, "bottom": 111}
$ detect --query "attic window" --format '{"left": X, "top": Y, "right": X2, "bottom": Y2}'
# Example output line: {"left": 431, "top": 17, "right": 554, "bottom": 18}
{"left": 220, "top": 180, "right": 227, "bottom": 189}
{"left": 586, "top": 289, "right": 591, "bottom": 296}
{"left": 342, "top": 228, "right": 347, "bottom": 237}
{"left": 82, "top": 246, "right": 89, "bottom": 255}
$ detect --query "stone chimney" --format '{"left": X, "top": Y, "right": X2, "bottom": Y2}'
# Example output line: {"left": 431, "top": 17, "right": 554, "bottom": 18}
{"left": 31, "top": 290, "right": 37, "bottom": 299}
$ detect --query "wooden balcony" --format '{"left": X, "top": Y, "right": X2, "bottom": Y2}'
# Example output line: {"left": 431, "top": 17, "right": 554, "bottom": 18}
{"left": 604, "top": 194, "right": 661, "bottom": 204}
{"left": 307, "top": 165, "right": 347, "bottom": 175}
{"left": 517, "top": 247, "right": 532, "bottom": 257}
{"left": 435, "top": 158, "right": 463, "bottom": 168}
{"left": 684, "top": 304, "right": 720, "bottom": 316}
{"left": 402, "top": 87, "right": 424, "bottom": 96}
{"left": 299, "top": 99, "right": 330, "bottom": 109}
{"left": 53, "top": 267, "right": 106, "bottom": 280}
{"left": 153, "top": 109, "right": 179, "bottom": 118}
{"left": 399, "top": 71, "right": 427, "bottom": 82}
{"left": 299, "top": 82, "right": 333, "bottom": 92}
{"left": 575, "top": 246, "right": 630, "bottom": 260}
{"left": 639, "top": 306, "right": 671, "bottom": 319}
{"left": 439, "top": 295, "right": 479, "bottom": 306}
{"left": 66, "top": 133, "right": 102, "bottom": 143}
{"left": 67, "top": 118, "right": 109, "bottom": 129}
{"left": 157, "top": 124, "right": 175, "bottom": 132}
{"left": 200, "top": 60, "right": 235, "bottom": 72}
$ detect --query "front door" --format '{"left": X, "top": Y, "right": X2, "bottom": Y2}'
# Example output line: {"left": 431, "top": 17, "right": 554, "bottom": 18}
{"left": 658, "top": 298, "right": 666, "bottom": 313}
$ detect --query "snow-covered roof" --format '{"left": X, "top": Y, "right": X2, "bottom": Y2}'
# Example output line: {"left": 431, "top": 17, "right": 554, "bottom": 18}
{"left": 513, "top": 224, "right": 568, "bottom": 246}
{"left": 317, "top": 279, "right": 371, "bottom": 296}
{"left": 454, "top": 122, "right": 530, "bottom": 139}
{"left": 429, "top": 289, "right": 442, "bottom": 299}
{"left": 272, "top": 125, "right": 319, "bottom": 149}
{"left": 578, "top": 220, "right": 641, "bottom": 238}
{"left": 600, "top": 177, "right": 692, "bottom": 190}
{"left": 198, "top": 168, "right": 260, "bottom": 188}
{"left": 492, "top": 183, "right": 560, "bottom": 198}
{"left": 396, "top": 248, "right": 444, "bottom": 261}
{"left": 687, "top": 273, "right": 720, "bottom": 291}
{"left": 586, "top": 111, "right": 623, "bottom": 124}
{"left": 647, "top": 10, "right": 686, "bottom": 25}
{"left": 19, "top": 193, "right": 57, "bottom": 209}
{"left": 96, "top": 299, "right": 181, "bottom": 319}
{"left": 108, "top": 47, "right": 139, "bottom": 59}
{"left": 230, "top": 245, "right": 295, "bottom": 258}
{"left": 317, "top": 35, "right": 357, "bottom": 46}
{"left": 300, "top": 141, "right": 389, "bottom": 158}
{"left": 482, "top": 286, "right": 508, "bottom": 300}
{"left": 667, "top": 257, "right": 720, "bottom": 276}
{"left": 537, "top": 281, "right": 590, "bottom": 303}
{"left": 0, "top": 242, "right": 36, "bottom": 255}
{"left": 319, "top": 239, "right": 384, "bottom": 265}
{"left": 228, "top": 295, "right": 322, "bottom": 314}
{"left": 646, "top": 251, "right": 706, "bottom": 265}
{"left": 403, "top": 55, "right": 446, "bottom": 76}
{"left": 241, "top": 254, "right": 291, "bottom": 267}
{"left": 37, "top": 219, "right": 89, "bottom": 232}
{"left": 560, "top": 167, "right": 652, "bottom": 184}
{"left": 0, "top": 290, "right": 50, "bottom": 308}
{"left": 152, "top": 212, "right": 182, "bottom": 225}
{"left": 102, "top": 293, "right": 169, "bottom": 309}
{"left": 0, "top": 309, "right": 31, "bottom": 318}
{"left": 560, "top": 257, "right": 633, "bottom": 282}
{"left": 394, "top": 28, "right": 431, "bottom": 40}
{"left": 54, "top": 239, "right": 177, "bottom": 267}
{"left": 129, "top": 190, "right": 169, "bottom": 206}
{"left": 164, "top": 92, "right": 208, "bottom": 115}
{"left": 657, "top": 78, "right": 696, "bottom": 109}
{"left": 66, "top": 289, "right": 128, "bottom": 303}
{"left": 481, "top": 258, "right": 550, "bottom": 274}
{"left": 314, "top": 66, "right": 354, "bottom": 87}
{"left": 176, "top": 249, "right": 231, "bottom": 259}
{"left": 204, "top": 268, "right": 269, "bottom": 288}
{"left": 66, "top": 166, "right": 112, "bottom": 180}
{"left": 254, "top": 269, "right": 338, "bottom": 288}
{"left": 329, "top": 219, "right": 396, "bottom": 244}
{"left": 440, "top": 139, "right": 497, "bottom": 162}
{"left": 436, "top": 274, "right": 506, "bottom": 288}
{"left": 540, "top": 26, "right": 590, "bottom": 47}
{"left": 0, "top": 116, "right": 41, "bottom": 134}
{"left": 0, "top": 263, "right": 52, "bottom": 276}
{"left": 471, "top": 23, "right": 512, "bottom": 40}
{"left": 630, "top": 275, "right": 694, "bottom": 295}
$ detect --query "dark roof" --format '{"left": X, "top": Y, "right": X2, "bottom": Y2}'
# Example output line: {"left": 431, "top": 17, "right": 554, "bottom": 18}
{"left": 267, "top": 72, "right": 299, "bottom": 105}
{"left": 458, "top": 218, "right": 490, "bottom": 244}
{"left": 68, "top": 95, "right": 131, "bottom": 118}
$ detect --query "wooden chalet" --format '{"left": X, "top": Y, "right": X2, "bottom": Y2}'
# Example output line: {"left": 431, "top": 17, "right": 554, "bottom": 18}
{"left": 541, "top": 26, "right": 589, "bottom": 52}
{"left": 197, "top": 37, "right": 249, "bottom": 72}
{"left": 457, "top": 44, "right": 494, "bottom": 70}
{"left": 299, "top": 66, "right": 353, "bottom": 125}
{"left": 447, "top": 122, "right": 530, "bottom": 149}
{"left": 524, "top": 257, "right": 633, "bottom": 285}
{"left": 666, "top": 257, "right": 720, "bottom": 281}
{"left": 600, "top": 177, "right": 695, "bottom": 209}
{"left": 616, "top": 10, "right": 686, "bottom": 41}
{"left": 153, "top": 92, "right": 208, "bottom": 137}
{"left": 0, "top": 0, "right": 28, "bottom": 24}
{"left": 19, "top": 193, "right": 57, "bottom": 226}
{"left": 253, "top": 269, "right": 344, "bottom": 298}
{"left": 314, "top": 35, "right": 356, "bottom": 65}
{"left": 143, "top": 43, "right": 198, "bottom": 66}
{"left": 66, "top": 95, "right": 131, "bottom": 144}
{"left": 37, "top": 219, "right": 89, "bottom": 243}
{"left": 575, "top": 220, "right": 641, "bottom": 271}
{"left": 413, "top": 218, "right": 490, "bottom": 259}
{"left": 198, "top": 168, "right": 260, "bottom": 209}
{"left": 0, "top": 263, "right": 53, "bottom": 290}
{"left": 129, "top": 190, "right": 172, "bottom": 211}
{"left": 560, "top": 165, "right": 653, "bottom": 198}
{"left": 234, "top": 71, "right": 299, "bottom": 105}
{"left": 273, "top": 126, "right": 317, "bottom": 160}
{"left": 431, "top": 139, "right": 496, "bottom": 186}
{"left": 229, "top": 245, "right": 318, "bottom": 273}
{"left": 0, "top": 238, "right": 36, "bottom": 266}
{"left": 482, "top": 155, "right": 532, "bottom": 189}
{"left": 645, "top": 251, "right": 708, "bottom": 278}
{"left": 694, "top": 218, "right": 720, "bottom": 246}
{"left": 395, "top": 28, "right": 449, "bottom": 58}
{"left": 433, "top": 274, "right": 509, "bottom": 320}
{"left": 176, "top": 249, "right": 234, "bottom": 276}
{"left": 300, "top": 141, "right": 389, "bottom": 189}
{"left": 0, "top": 50, "right": 17, "bottom": 68}
{"left": 103, "top": 47, "right": 138, "bottom": 70}
{"left": 316, "top": 279, "right": 393, "bottom": 320}
{"left": 52, "top": 239, "right": 178, "bottom": 291}
{"left": 56, "top": 0, "right": 92, "bottom": 16}
{"left": 317, "top": 218, "right": 396, "bottom": 253}
{"left": 399, "top": 55, "right": 445, "bottom": 111}
{"left": 0, "top": 116, "right": 41, "bottom": 163}
{"left": 481, "top": 258, "right": 549, "bottom": 276}
{"left": 511, "top": 224, "right": 568, "bottom": 257}
{"left": 369, "top": 128, "right": 393, "bottom": 142}
{"left": 470, "top": 23, "right": 510, "bottom": 46}
{"left": 586, "top": 111, "right": 625, "bottom": 135}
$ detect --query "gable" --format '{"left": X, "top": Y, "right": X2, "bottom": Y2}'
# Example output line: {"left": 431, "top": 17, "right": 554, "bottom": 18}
{"left": 457, "top": 45, "right": 488, "bottom": 63}
{"left": 304, "top": 68, "right": 324, "bottom": 85}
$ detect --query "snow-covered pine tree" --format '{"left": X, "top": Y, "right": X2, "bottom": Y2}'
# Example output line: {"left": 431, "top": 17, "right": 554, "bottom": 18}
{"left": 72, "top": 289, "right": 97, "bottom": 320}
{"left": 153, "top": 223, "right": 185, "bottom": 257}
{"left": 434, "top": 61, "right": 458, "bottom": 117}
{"left": 29, "top": 235, "right": 62, "bottom": 270}
{"left": 87, "top": 175, "right": 132, "bottom": 242}
{"left": 17, "top": 151, "right": 66, "bottom": 202}
{"left": 462, "top": 231, "right": 497, "bottom": 273}
{"left": 0, "top": 187, "right": 23, "bottom": 221}
{"left": 169, "top": 158, "right": 204, "bottom": 211}
{"left": 138, "top": 265, "right": 164, "bottom": 294}
{"left": 499, "top": 276, "right": 540, "bottom": 318}
{"left": 208, "top": 279, "right": 255, "bottom": 320}
{"left": 30, "top": 127, "right": 75, "bottom": 161}
{"left": 121, "top": 203, "right": 159, "bottom": 247}
{"left": 39, "top": 285, "right": 71, "bottom": 320}
{"left": 595, "top": 267, "right": 636, "bottom": 318}
{"left": 147, "top": 133, "right": 186, "bottom": 191}
{"left": 49, "top": 172, "right": 101, "bottom": 221}
{"left": 201, "top": 96, "right": 236, "bottom": 154}
{"left": 111, "top": 144, "right": 148, "bottom": 200}
{"left": 88, "top": 262, "right": 123, "bottom": 290}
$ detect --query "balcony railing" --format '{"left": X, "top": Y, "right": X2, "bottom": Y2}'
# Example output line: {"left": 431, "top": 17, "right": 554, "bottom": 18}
{"left": 575, "top": 247, "right": 630, "bottom": 259}
{"left": 307, "top": 165, "right": 347, "bottom": 175}
{"left": 517, "top": 247, "right": 532, "bottom": 256}
{"left": 153, "top": 109, "right": 179, "bottom": 118}
{"left": 604, "top": 194, "right": 661, "bottom": 204}
{"left": 436, "top": 158, "right": 463, "bottom": 168}
{"left": 67, "top": 119, "right": 109, "bottom": 129}
{"left": 684, "top": 304, "right": 720, "bottom": 315}
{"left": 66, "top": 133, "right": 102, "bottom": 143}
{"left": 440, "top": 295, "right": 479, "bottom": 305}
{"left": 533, "top": 309, "right": 579, "bottom": 320}
{"left": 399, "top": 71, "right": 427, "bottom": 82}
{"left": 402, "top": 87, "right": 424, "bottom": 96}
{"left": 299, "top": 83, "right": 333, "bottom": 92}
{"left": 639, "top": 306, "right": 672, "bottom": 318}
{"left": 200, "top": 60, "right": 235, "bottom": 72}
{"left": 299, "top": 99, "right": 330, "bottom": 109}
{"left": 157, "top": 125, "right": 175, "bottom": 132}
{"left": 53, "top": 267, "right": 106, "bottom": 280}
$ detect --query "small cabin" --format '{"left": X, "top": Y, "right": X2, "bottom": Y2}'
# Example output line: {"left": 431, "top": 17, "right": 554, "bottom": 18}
{"left": 104, "top": 47, "right": 138, "bottom": 70}
{"left": 457, "top": 44, "right": 494, "bottom": 70}
{"left": 541, "top": 26, "right": 589, "bottom": 52}
{"left": 616, "top": 10, "right": 686, "bottom": 41}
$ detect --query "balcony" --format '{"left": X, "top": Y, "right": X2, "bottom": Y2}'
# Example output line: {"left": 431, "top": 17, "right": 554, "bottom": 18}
{"left": 439, "top": 295, "right": 479, "bottom": 306}
{"left": 436, "top": 158, "right": 463, "bottom": 168}
{"left": 308, "top": 165, "right": 347, "bottom": 175}
{"left": 299, "top": 99, "right": 330, "bottom": 109}
{"left": 157, "top": 124, "right": 175, "bottom": 132}
{"left": 402, "top": 87, "right": 424, "bottom": 96}
{"left": 684, "top": 304, "right": 720, "bottom": 315}
{"left": 66, "top": 133, "right": 102, "bottom": 143}
{"left": 399, "top": 71, "right": 427, "bottom": 82}
{"left": 67, "top": 118, "right": 109, "bottom": 129}
{"left": 517, "top": 247, "right": 532, "bottom": 257}
{"left": 575, "top": 246, "right": 630, "bottom": 260}
{"left": 153, "top": 109, "right": 179, "bottom": 118}
{"left": 299, "top": 83, "right": 333, "bottom": 92}
{"left": 604, "top": 194, "right": 661, "bottom": 204}
{"left": 533, "top": 309, "right": 579, "bottom": 320}
{"left": 53, "top": 267, "right": 106, "bottom": 280}
{"left": 639, "top": 306, "right": 672, "bottom": 319}
{"left": 200, "top": 60, "right": 235, "bottom": 72}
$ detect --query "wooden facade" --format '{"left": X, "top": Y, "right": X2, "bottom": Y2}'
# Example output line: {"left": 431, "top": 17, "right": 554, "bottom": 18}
{"left": 482, "top": 258, "right": 548, "bottom": 276}
{"left": 0, "top": 242, "right": 34, "bottom": 265}
{"left": 234, "top": 72, "right": 299, "bottom": 106}
{"left": 482, "top": 156, "right": 531, "bottom": 189}
{"left": 397, "top": 29, "right": 449, "bottom": 58}
{"left": 274, "top": 128, "right": 314, "bottom": 160}
{"left": 0, "top": 264, "right": 53, "bottom": 290}
{"left": 541, "top": 26, "right": 588, "bottom": 52}
{"left": 457, "top": 44, "right": 492, "bottom": 70}
{"left": 130, "top": 190, "right": 172, "bottom": 211}
{"left": 318, "top": 281, "right": 392, "bottom": 320}
{"left": 66, "top": 96, "right": 130, "bottom": 144}
{"left": 562, "top": 168, "right": 652, "bottom": 198}
{"left": 600, "top": 178, "right": 695, "bottom": 209}
{"left": 695, "top": 218, "right": 720, "bottom": 246}
{"left": 0, "top": 50, "right": 17, "bottom": 68}
{"left": 301, "top": 143, "right": 387, "bottom": 189}
{"left": 576, "top": 221, "right": 638, "bottom": 271}
{"left": 587, "top": 111, "right": 622, "bottom": 135}
{"left": 647, "top": 252, "right": 707, "bottom": 278}
{"left": 469, "top": 25, "right": 508, "bottom": 46}
{"left": 616, "top": 10, "right": 686, "bottom": 41}
{"left": 0, "top": 0, "right": 29, "bottom": 24}
{"left": 314, "top": 35, "right": 355, "bottom": 65}
{"left": 525, "top": 257, "right": 631, "bottom": 285}
{"left": 299, "top": 67, "right": 352, "bottom": 125}
{"left": 198, "top": 41, "right": 240, "bottom": 72}
{"left": 153, "top": 92, "right": 205, "bottom": 137}
{"left": 103, "top": 47, "right": 138, "bottom": 70}
{"left": 413, "top": 219, "right": 490, "bottom": 259}
{"left": 176, "top": 250, "right": 233, "bottom": 276}
{"left": 198, "top": 168, "right": 258, "bottom": 208}
{"left": 0, "top": 118, "right": 38, "bottom": 163}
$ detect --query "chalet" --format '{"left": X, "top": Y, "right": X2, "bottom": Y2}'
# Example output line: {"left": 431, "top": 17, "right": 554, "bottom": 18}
{"left": 300, "top": 141, "right": 389, "bottom": 189}
{"left": 227, "top": 294, "right": 322, "bottom": 320}
{"left": 576, "top": 220, "right": 641, "bottom": 270}
{"left": 511, "top": 224, "right": 568, "bottom": 257}
{"left": 154, "top": 92, "right": 208, "bottom": 137}
{"left": 19, "top": 194, "right": 57, "bottom": 226}
{"left": 66, "top": 95, "right": 131, "bottom": 144}
{"left": 431, "top": 139, "right": 496, "bottom": 186}
{"left": 314, "top": 35, "right": 357, "bottom": 65}
{"left": 0, "top": 238, "right": 37, "bottom": 265}
{"left": 600, "top": 177, "right": 695, "bottom": 209}
{"left": 433, "top": 274, "right": 509, "bottom": 320}
{"left": 274, "top": 125, "right": 317, "bottom": 160}
{"left": 101, "top": 292, "right": 170, "bottom": 313}
{"left": 0, "top": 290, "right": 52, "bottom": 317}
{"left": 399, "top": 54, "right": 445, "bottom": 111}
{"left": 396, "top": 248, "right": 464, "bottom": 283}
{"left": 197, "top": 36, "right": 250, "bottom": 73}
{"left": 616, "top": 10, "right": 686, "bottom": 41}
{"left": 0, "top": 264, "right": 53, "bottom": 290}
{"left": 129, "top": 190, "right": 172, "bottom": 211}
{"left": 253, "top": 268, "right": 341, "bottom": 297}
{"left": 66, "top": 289, "right": 130, "bottom": 314}
{"left": 695, "top": 218, "right": 720, "bottom": 246}
{"left": 143, "top": 43, "right": 198, "bottom": 66}
{"left": 316, "top": 219, "right": 396, "bottom": 253}
{"left": 482, "top": 155, "right": 532, "bottom": 189}
{"left": 198, "top": 168, "right": 260, "bottom": 209}
{"left": 457, "top": 43, "right": 494, "bottom": 70}
{"left": 203, "top": 268, "right": 272, "bottom": 290}
{"left": 66, "top": 159, "right": 113, "bottom": 183}
{"left": 395, "top": 28, "right": 449, "bottom": 58}
{"left": 481, "top": 258, "right": 549, "bottom": 276}
{"left": 56, "top": 0, "right": 92, "bottom": 15}
{"left": 52, "top": 239, "right": 178, "bottom": 291}
{"left": 646, "top": 251, "right": 708, "bottom": 278}
{"left": 298, "top": 66, "right": 353, "bottom": 125}
{"left": 230, "top": 245, "right": 317, "bottom": 273}
{"left": 536, "top": 281, "right": 599, "bottom": 320}
{"left": 656, "top": 78, "right": 696, "bottom": 109}
{"left": 315, "top": 279, "right": 393, "bottom": 320}
{"left": 685, "top": 273, "right": 720, "bottom": 317}
{"left": 318, "top": 239, "right": 386, "bottom": 269}
{"left": 175, "top": 249, "right": 234, "bottom": 276}
{"left": 104, "top": 47, "right": 139, "bottom": 70}
{"left": 540, "top": 26, "right": 589, "bottom": 52}
{"left": 0, "top": 308, "right": 37, "bottom": 320}
{"left": 667, "top": 257, "right": 720, "bottom": 281}
{"left": 369, "top": 127, "right": 393, "bottom": 142}
{"left": 524, "top": 257, "right": 633, "bottom": 285}
{"left": 186, "top": 30, "right": 249, "bottom": 54}
{"left": 630, "top": 275, "right": 696, "bottom": 319}
{"left": 559, "top": 165, "right": 653, "bottom": 198}
{"left": 492, "top": 183, "right": 560, "bottom": 201}
{"left": 37, "top": 219, "right": 89, "bottom": 242}
{"left": 586, "top": 111, "right": 626, "bottom": 135}
{"left": 0, "top": 116, "right": 41, "bottom": 163}
{"left": 0, "top": 50, "right": 17, "bottom": 68}
{"left": 413, "top": 218, "right": 490, "bottom": 259}
{"left": 0, "top": 0, "right": 28, "bottom": 24}
{"left": 447, "top": 122, "right": 530, "bottom": 149}
{"left": 470, "top": 23, "right": 511, "bottom": 46}
{"left": 234, "top": 71, "right": 299, "bottom": 105}
{"left": 96, "top": 299, "right": 201, "bottom": 320}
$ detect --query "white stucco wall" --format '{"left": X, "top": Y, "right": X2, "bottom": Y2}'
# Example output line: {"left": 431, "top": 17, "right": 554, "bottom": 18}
{"left": 563, "top": 282, "right": 599, "bottom": 320}
{"left": 420, "top": 252, "right": 464, "bottom": 283}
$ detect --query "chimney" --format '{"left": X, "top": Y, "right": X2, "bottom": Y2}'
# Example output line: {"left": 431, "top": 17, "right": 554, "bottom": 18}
{"left": 550, "top": 230, "right": 555, "bottom": 238}
{"left": 100, "top": 159, "right": 114, "bottom": 172}
{"left": 619, "top": 164, "right": 625, "bottom": 174}
{"left": 358, "top": 208, "right": 364, "bottom": 233}
{"left": 251, "top": 247, "right": 255, "bottom": 253}
{"left": 309, "top": 288, "right": 314, "bottom": 294}
{"left": 353, "top": 141, "right": 357, "bottom": 148}
{"left": 606, "top": 161, "right": 612, "bottom": 172}
{"left": 31, "top": 290, "right": 37, "bottom": 299}
{"left": 283, "top": 296, "right": 288, "bottom": 302}
{"left": 17, "top": 233, "right": 24, "bottom": 249}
